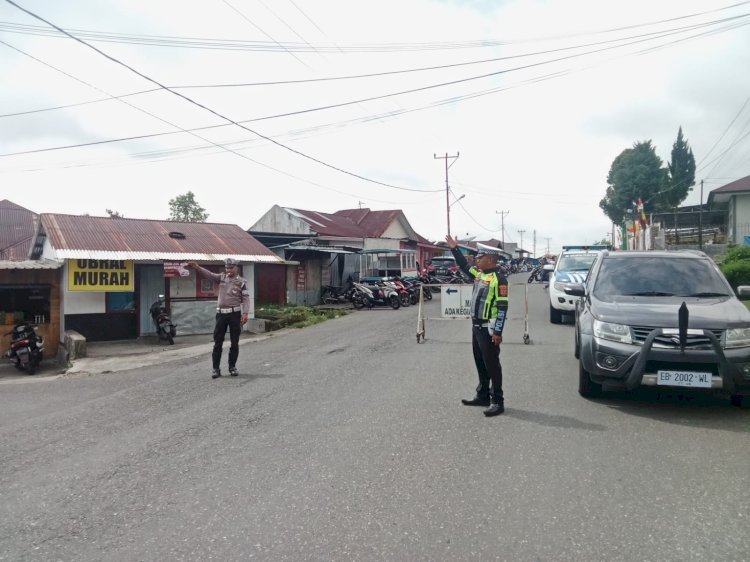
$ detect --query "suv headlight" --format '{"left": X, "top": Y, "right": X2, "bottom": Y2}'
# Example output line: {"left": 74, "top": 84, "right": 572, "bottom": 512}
{"left": 553, "top": 282, "right": 566, "bottom": 292}
{"left": 725, "top": 327, "right": 750, "bottom": 349}
{"left": 593, "top": 319, "right": 633, "bottom": 344}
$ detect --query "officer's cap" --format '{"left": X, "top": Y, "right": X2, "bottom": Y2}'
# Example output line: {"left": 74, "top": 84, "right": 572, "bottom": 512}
{"left": 475, "top": 242, "right": 503, "bottom": 257}
{"left": 224, "top": 257, "right": 239, "bottom": 267}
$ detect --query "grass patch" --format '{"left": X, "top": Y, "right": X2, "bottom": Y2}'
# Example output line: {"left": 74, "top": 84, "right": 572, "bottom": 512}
{"left": 254, "top": 304, "right": 349, "bottom": 330}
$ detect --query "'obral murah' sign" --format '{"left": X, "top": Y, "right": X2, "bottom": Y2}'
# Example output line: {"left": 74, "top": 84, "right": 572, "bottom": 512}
{"left": 67, "top": 259, "right": 134, "bottom": 291}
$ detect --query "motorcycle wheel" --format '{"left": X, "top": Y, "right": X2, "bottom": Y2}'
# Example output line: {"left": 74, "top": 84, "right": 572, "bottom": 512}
{"left": 26, "top": 362, "right": 36, "bottom": 375}
{"left": 527, "top": 275, "right": 534, "bottom": 283}
{"left": 167, "top": 333, "right": 174, "bottom": 345}
{"left": 388, "top": 294, "right": 401, "bottom": 309}
{"left": 409, "top": 292, "right": 418, "bottom": 305}
{"left": 399, "top": 293, "right": 410, "bottom": 307}
{"left": 352, "top": 295, "right": 366, "bottom": 310}
{"left": 424, "top": 289, "right": 432, "bottom": 301}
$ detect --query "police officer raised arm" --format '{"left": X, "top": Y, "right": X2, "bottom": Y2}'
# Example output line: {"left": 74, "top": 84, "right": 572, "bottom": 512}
{"left": 186, "top": 258, "right": 250, "bottom": 379}
{"left": 445, "top": 234, "right": 509, "bottom": 417}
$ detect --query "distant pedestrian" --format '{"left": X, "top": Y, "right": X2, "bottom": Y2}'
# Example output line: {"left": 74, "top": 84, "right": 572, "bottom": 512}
{"left": 186, "top": 258, "right": 249, "bottom": 379}
{"left": 446, "top": 235, "right": 509, "bottom": 416}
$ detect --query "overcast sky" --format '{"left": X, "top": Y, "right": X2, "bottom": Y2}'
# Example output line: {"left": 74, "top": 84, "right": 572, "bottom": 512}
{"left": 1, "top": 0, "right": 749, "bottom": 255}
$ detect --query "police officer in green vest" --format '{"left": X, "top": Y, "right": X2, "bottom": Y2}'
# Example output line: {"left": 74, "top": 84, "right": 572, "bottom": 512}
{"left": 446, "top": 235, "right": 509, "bottom": 416}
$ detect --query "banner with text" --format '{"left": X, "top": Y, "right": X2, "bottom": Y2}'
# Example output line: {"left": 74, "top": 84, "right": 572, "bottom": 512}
{"left": 163, "top": 261, "right": 190, "bottom": 278}
{"left": 67, "top": 259, "right": 134, "bottom": 291}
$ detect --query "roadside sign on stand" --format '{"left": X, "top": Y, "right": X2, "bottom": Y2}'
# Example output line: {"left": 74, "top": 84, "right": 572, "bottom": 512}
{"left": 441, "top": 285, "right": 473, "bottom": 318}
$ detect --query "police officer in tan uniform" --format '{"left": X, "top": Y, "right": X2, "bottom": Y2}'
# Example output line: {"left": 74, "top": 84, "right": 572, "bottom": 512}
{"left": 186, "top": 258, "right": 249, "bottom": 379}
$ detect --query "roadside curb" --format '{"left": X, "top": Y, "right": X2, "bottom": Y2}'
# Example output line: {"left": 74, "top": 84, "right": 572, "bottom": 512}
{"left": 0, "top": 329, "right": 296, "bottom": 384}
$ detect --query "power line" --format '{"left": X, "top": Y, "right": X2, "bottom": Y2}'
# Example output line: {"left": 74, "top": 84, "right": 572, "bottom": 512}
{"left": 3, "top": 0, "right": 440, "bottom": 194}
{"left": 4, "top": 14, "right": 746, "bottom": 160}
{"left": 3, "top": 10, "right": 746, "bottom": 121}
{"left": 2, "top": 1, "right": 747, "bottom": 52}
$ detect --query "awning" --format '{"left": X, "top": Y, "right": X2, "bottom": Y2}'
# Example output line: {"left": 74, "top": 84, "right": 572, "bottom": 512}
{"left": 0, "top": 258, "right": 64, "bottom": 270}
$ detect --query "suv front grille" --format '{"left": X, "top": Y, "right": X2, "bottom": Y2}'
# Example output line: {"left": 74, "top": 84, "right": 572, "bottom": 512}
{"left": 630, "top": 326, "right": 724, "bottom": 349}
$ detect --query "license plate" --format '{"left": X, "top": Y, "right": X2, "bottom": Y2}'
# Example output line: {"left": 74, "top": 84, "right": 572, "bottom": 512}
{"left": 657, "top": 370, "right": 712, "bottom": 388}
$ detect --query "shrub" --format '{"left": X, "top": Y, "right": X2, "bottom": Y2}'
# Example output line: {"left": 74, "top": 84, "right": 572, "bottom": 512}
{"left": 721, "top": 245, "right": 750, "bottom": 265}
{"left": 254, "top": 304, "right": 347, "bottom": 330}
{"left": 720, "top": 260, "right": 750, "bottom": 291}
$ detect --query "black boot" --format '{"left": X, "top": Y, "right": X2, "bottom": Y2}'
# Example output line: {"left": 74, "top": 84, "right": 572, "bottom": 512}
{"left": 461, "top": 394, "right": 490, "bottom": 406}
{"left": 483, "top": 400, "right": 504, "bottom": 417}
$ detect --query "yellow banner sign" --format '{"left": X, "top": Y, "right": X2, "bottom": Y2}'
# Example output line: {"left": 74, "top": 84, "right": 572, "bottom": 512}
{"left": 68, "top": 259, "right": 134, "bottom": 291}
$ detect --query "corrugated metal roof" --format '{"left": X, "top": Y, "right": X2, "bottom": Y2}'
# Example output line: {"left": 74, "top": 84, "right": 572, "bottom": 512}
{"left": 0, "top": 200, "right": 38, "bottom": 260}
{"left": 51, "top": 250, "right": 281, "bottom": 262}
{"left": 0, "top": 258, "right": 64, "bottom": 270}
{"left": 41, "top": 214, "right": 283, "bottom": 263}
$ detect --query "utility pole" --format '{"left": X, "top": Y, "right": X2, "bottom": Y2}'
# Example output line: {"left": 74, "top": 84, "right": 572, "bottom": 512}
{"left": 434, "top": 152, "right": 460, "bottom": 237}
{"left": 496, "top": 210, "right": 510, "bottom": 250}
{"left": 699, "top": 179, "right": 704, "bottom": 250}
{"left": 517, "top": 229, "right": 526, "bottom": 260}
{"left": 544, "top": 237, "right": 551, "bottom": 255}
{"left": 533, "top": 230, "right": 537, "bottom": 258}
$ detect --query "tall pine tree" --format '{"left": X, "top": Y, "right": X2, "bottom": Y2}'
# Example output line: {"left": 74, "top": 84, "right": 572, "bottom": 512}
{"left": 663, "top": 126, "right": 696, "bottom": 209}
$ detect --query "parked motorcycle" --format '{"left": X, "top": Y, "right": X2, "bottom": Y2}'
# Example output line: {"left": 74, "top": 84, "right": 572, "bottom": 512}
{"left": 321, "top": 278, "right": 355, "bottom": 305}
{"left": 5, "top": 322, "right": 44, "bottom": 375}
{"left": 351, "top": 281, "right": 401, "bottom": 310}
{"left": 150, "top": 294, "right": 176, "bottom": 344}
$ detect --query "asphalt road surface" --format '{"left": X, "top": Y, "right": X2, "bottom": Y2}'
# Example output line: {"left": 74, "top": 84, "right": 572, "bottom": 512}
{"left": 1, "top": 275, "right": 748, "bottom": 561}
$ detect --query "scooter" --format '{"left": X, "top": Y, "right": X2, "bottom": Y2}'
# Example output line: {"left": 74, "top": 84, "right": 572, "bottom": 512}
{"left": 150, "top": 294, "right": 176, "bottom": 344}
{"left": 5, "top": 322, "right": 44, "bottom": 375}
{"left": 351, "top": 281, "right": 401, "bottom": 309}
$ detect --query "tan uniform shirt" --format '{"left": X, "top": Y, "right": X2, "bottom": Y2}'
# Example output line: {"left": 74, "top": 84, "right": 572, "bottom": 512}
{"left": 193, "top": 265, "right": 250, "bottom": 314}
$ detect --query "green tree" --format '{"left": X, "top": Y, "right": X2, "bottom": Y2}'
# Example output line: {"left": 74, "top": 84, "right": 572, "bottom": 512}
{"left": 106, "top": 209, "right": 124, "bottom": 218}
{"left": 599, "top": 140, "right": 669, "bottom": 225}
{"left": 168, "top": 191, "right": 208, "bottom": 222}
{"left": 662, "top": 126, "right": 696, "bottom": 209}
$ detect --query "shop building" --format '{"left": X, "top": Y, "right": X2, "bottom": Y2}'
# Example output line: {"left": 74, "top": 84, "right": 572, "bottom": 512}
{"left": 0, "top": 200, "right": 63, "bottom": 358}
{"left": 37, "top": 213, "right": 284, "bottom": 343}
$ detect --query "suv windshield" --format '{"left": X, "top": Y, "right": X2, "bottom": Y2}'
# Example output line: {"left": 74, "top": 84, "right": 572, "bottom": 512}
{"left": 430, "top": 258, "right": 454, "bottom": 266}
{"left": 557, "top": 253, "right": 598, "bottom": 271}
{"left": 593, "top": 256, "right": 731, "bottom": 299}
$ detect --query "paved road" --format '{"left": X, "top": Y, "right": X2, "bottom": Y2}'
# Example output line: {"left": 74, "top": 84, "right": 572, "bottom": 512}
{"left": 1, "top": 275, "right": 748, "bottom": 561}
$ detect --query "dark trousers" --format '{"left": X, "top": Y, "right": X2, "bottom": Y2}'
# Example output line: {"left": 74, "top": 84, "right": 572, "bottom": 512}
{"left": 472, "top": 325, "right": 504, "bottom": 402}
{"left": 213, "top": 311, "right": 241, "bottom": 369}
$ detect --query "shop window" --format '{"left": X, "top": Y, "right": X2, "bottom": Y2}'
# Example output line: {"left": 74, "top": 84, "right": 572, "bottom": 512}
{"left": 106, "top": 291, "right": 135, "bottom": 312}
{"left": 0, "top": 285, "right": 51, "bottom": 325}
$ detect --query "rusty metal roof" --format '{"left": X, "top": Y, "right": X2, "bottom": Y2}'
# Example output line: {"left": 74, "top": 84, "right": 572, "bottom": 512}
{"left": 0, "top": 199, "right": 38, "bottom": 260}
{"left": 41, "top": 214, "right": 283, "bottom": 263}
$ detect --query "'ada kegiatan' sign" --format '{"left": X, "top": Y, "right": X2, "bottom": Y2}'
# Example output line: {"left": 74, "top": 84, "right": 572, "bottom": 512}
{"left": 67, "top": 260, "right": 134, "bottom": 291}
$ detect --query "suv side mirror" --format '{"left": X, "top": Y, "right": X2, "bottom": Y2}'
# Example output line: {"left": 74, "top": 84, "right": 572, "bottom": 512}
{"left": 564, "top": 283, "right": 585, "bottom": 297}
{"left": 543, "top": 264, "right": 554, "bottom": 271}
{"left": 737, "top": 285, "right": 750, "bottom": 298}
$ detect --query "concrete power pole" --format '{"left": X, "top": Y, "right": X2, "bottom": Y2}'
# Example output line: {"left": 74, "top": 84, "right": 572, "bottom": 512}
{"left": 434, "top": 152, "right": 460, "bottom": 237}
{"left": 544, "top": 237, "right": 551, "bottom": 255}
{"left": 533, "top": 230, "right": 537, "bottom": 258}
{"left": 517, "top": 230, "right": 526, "bottom": 259}
{"left": 496, "top": 210, "right": 510, "bottom": 250}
